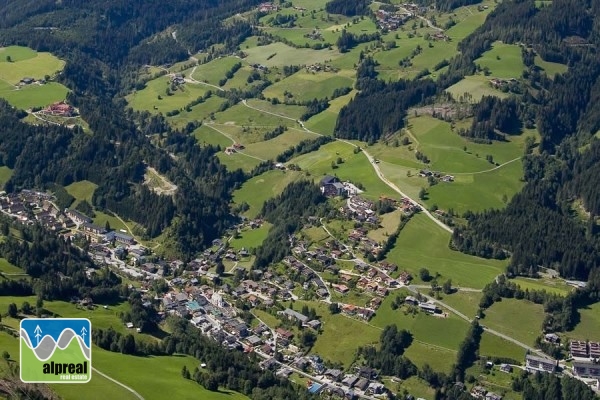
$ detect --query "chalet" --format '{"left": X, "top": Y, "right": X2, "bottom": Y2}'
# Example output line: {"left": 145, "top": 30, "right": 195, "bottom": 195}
{"left": 332, "top": 284, "right": 349, "bottom": 294}
{"left": 500, "top": 363, "right": 513, "bottom": 373}
{"left": 354, "top": 378, "right": 369, "bottom": 391}
{"left": 171, "top": 74, "right": 185, "bottom": 85}
{"left": 470, "top": 385, "right": 487, "bottom": 399}
{"left": 20, "top": 77, "right": 35, "bottom": 85}
{"left": 357, "top": 308, "right": 374, "bottom": 320}
{"left": 366, "top": 382, "right": 385, "bottom": 395}
{"left": 418, "top": 302, "right": 440, "bottom": 314}
{"left": 486, "top": 392, "right": 502, "bottom": 400}
{"left": 544, "top": 333, "right": 560, "bottom": 344}
{"left": 405, "top": 296, "right": 419, "bottom": 306}
{"left": 306, "top": 320, "right": 322, "bottom": 330}
{"left": 280, "top": 308, "right": 309, "bottom": 324}
{"left": 65, "top": 209, "right": 92, "bottom": 224}
{"left": 525, "top": 354, "right": 558, "bottom": 373}
{"left": 342, "top": 375, "right": 359, "bottom": 387}
{"left": 82, "top": 223, "right": 107, "bottom": 235}
{"left": 43, "top": 101, "right": 77, "bottom": 117}
{"left": 325, "top": 369, "right": 343, "bottom": 381}
{"left": 276, "top": 327, "right": 294, "bottom": 340}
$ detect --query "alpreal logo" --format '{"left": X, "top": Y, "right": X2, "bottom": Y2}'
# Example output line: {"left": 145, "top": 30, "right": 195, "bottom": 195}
{"left": 20, "top": 318, "right": 92, "bottom": 383}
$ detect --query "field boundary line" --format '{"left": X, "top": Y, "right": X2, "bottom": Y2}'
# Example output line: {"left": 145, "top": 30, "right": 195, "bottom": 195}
{"left": 92, "top": 367, "right": 145, "bottom": 400}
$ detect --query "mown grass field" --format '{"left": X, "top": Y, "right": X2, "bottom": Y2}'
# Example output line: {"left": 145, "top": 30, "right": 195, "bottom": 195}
{"left": 302, "top": 301, "right": 381, "bottom": 367}
{"left": 367, "top": 209, "right": 403, "bottom": 243}
{"left": 511, "top": 277, "right": 572, "bottom": 296}
{"left": 263, "top": 71, "right": 353, "bottom": 102}
{"left": 0, "top": 258, "right": 23, "bottom": 274}
{"left": 93, "top": 211, "right": 130, "bottom": 234}
{"left": 439, "top": 291, "right": 483, "bottom": 320}
{"left": 475, "top": 42, "right": 525, "bottom": 79}
{"left": 567, "top": 302, "right": 600, "bottom": 342}
{"left": 483, "top": 299, "right": 545, "bottom": 346}
{"left": 216, "top": 151, "right": 262, "bottom": 172}
{"left": 212, "top": 103, "right": 295, "bottom": 127}
{"left": 479, "top": 332, "right": 526, "bottom": 362}
{"left": 65, "top": 180, "right": 98, "bottom": 207}
{"left": 0, "top": 46, "right": 65, "bottom": 84}
{"left": 194, "top": 124, "right": 232, "bottom": 147}
{"left": 534, "top": 55, "right": 567, "bottom": 77}
{"left": 167, "top": 95, "right": 227, "bottom": 129}
{"left": 384, "top": 214, "right": 505, "bottom": 288}
{"left": 126, "top": 75, "right": 207, "bottom": 113}
{"left": 229, "top": 223, "right": 272, "bottom": 250}
{"left": 0, "top": 81, "right": 69, "bottom": 110}
{"left": 404, "top": 341, "right": 457, "bottom": 373}
{"left": 191, "top": 56, "right": 242, "bottom": 85}
{"left": 245, "top": 99, "right": 307, "bottom": 120}
{"left": 393, "top": 376, "right": 436, "bottom": 400}
{"left": 91, "top": 348, "right": 249, "bottom": 400}
{"left": 232, "top": 169, "right": 305, "bottom": 218}
{"left": 242, "top": 42, "right": 341, "bottom": 67}
{"left": 446, "top": 75, "right": 509, "bottom": 102}
{"left": 304, "top": 90, "right": 356, "bottom": 135}
{"left": 245, "top": 129, "right": 318, "bottom": 160}
{"left": 372, "top": 303, "right": 469, "bottom": 351}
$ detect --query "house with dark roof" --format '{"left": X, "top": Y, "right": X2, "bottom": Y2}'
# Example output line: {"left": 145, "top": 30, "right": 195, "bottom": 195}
{"left": 319, "top": 175, "right": 346, "bottom": 197}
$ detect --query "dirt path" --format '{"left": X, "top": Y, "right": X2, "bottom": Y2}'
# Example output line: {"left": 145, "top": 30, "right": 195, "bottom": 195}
{"left": 92, "top": 368, "right": 145, "bottom": 400}
{"left": 204, "top": 123, "right": 267, "bottom": 162}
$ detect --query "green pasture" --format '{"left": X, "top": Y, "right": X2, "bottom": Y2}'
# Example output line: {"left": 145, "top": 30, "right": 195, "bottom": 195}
{"left": 446, "top": 75, "right": 509, "bottom": 102}
{"left": 439, "top": 291, "right": 483, "bottom": 320}
{"left": 65, "top": 180, "right": 98, "bottom": 207}
{"left": 479, "top": 332, "right": 526, "bottom": 362}
{"left": 394, "top": 376, "right": 436, "bottom": 400}
{"left": 534, "top": 55, "right": 567, "bottom": 77}
{"left": 243, "top": 42, "right": 341, "bottom": 67}
{"left": 246, "top": 129, "right": 317, "bottom": 159}
{"left": 212, "top": 103, "right": 295, "bottom": 126}
{"left": 511, "top": 277, "right": 572, "bottom": 296}
{"left": 126, "top": 75, "right": 207, "bottom": 113}
{"left": 404, "top": 341, "right": 457, "bottom": 373}
{"left": 263, "top": 71, "right": 353, "bottom": 102}
{"left": 245, "top": 99, "right": 307, "bottom": 120}
{"left": 0, "top": 166, "right": 13, "bottom": 189}
{"left": 567, "top": 302, "right": 600, "bottom": 342}
{"left": 0, "top": 47, "right": 65, "bottom": 84}
{"left": 475, "top": 42, "right": 525, "bottom": 79}
{"left": 300, "top": 301, "right": 381, "bottom": 367}
{"left": 229, "top": 223, "right": 272, "bottom": 250}
{"left": 372, "top": 295, "right": 469, "bottom": 351}
{"left": 0, "top": 258, "right": 22, "bottom": 274}
{"left": 91, "top": 348, "right": 249, "bottom": 400}
{"left": 223, "top": 67, "right": 253, "bottom": 90}
{"left": 93, "top": 211, "right": 130, "bottom": 234}
{"left": 483, "top": 299, "right": 544, "bottom": 346}
{"left": 232, "top": 169, "right": 305, "bottom": 218}
{"left": 384, "top": 214, "right": 506, "bottom": 288}
{"left": 167, "top": 96, "right": 227, "bottom": 129}
{"left": 0, "top": 81, "right": 69, "bottom": 109}
{"left": 304, "top": 90, "right": 355, "bottom": 135}
{"left": 194, "top": 124, "right": 232, "bottom": 148}
{"left": 191, "top": 56, "right": 242, "bottom": 85}
{"left": 367, "top": 209, "right": 403, "bottom": 243}
{"left": 216, "top": 151, "right": 262, "bottom": 172}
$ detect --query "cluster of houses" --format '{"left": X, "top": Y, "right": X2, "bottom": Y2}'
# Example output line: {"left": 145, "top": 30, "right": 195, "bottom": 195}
{"left": 418, "top": 169, "right": 455, "bottom": 182}
{"left": 431, "top": 32, "right": 449, "bottom": 41}
{"left": 375, "top": 9, "right": 413, "bottom": 31}
{"left": 569, "top": 340, "right": 600, "bottom": 382}
{"left": 302, "top": 364, "right": 387, "bottom": 398}
{"left": 347, "top": 227, "right": 381, "bottom": 256}
{"left": 470, "top": 385, "right": 503, "bottom": 400}
{"left": 402, "top": 3, "right": 429, "bottom": 14}
{"left": 344, "top": 196, "right": 379, "bottom": 225}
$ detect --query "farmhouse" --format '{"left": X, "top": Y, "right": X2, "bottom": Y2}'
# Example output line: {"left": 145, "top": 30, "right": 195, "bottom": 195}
{"left": 43, "top": 101, "right": 77, "bottom": 117}
{"left": 525, "top": 354, "right": 558, "bottom": 373}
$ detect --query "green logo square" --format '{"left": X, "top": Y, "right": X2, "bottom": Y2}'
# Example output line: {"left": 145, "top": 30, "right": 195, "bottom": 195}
{"left": 20, "top": 318, "right": 92, "bottom": 383}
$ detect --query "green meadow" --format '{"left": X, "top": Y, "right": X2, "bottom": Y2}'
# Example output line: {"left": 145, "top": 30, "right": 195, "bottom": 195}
{"left": 65, "top": 180, "right": 98, "bottom": 207}
{"left": 229, "top": 223, "right": 272, "bottom": 250}
{"left": 212, "top": 103, "right": 295, "bottom": 126}
{"left": 447, "top": 75, "right": 509, "bottom": 102}
{"left": 194, "top": 124, "right": 233, "bottom": 147}
{"left": 263, "top": 71, "right": 353, "bottom": 102}
{"left": 475, "top": 42, "right": 525, "bottom": 79}
{"left": 242, "top": 42, "right": 340, "bottom": 67}
{"left": 0, "top": 81, "right": 69, "bottom": 109}
{"left": 483, "top": 299, "right": 545, "bottom": 346}
{"left": 534, "top": 55, "right": 568, "bottom": 77}
{"left": 567, "top": 302, "right": 600, "bottom": 342}
{"left": 126, "top": 75, "right": 208, "bottom": 113}
{"left": 0, "top": 258, "right": 22, "bottom": 274}
{"left": 439, "top": 291, "right": 483, "bottom": 320}
{"left": 0, "top": 46, "right": 65, "bottom": 84}
{"left": 191, "top": 56, "right": 243, "bottom": 85}
{"left": 244, "top": 99, "right": 307, "bottom": 120}
{"left": 216, "top": 151, "right": 262, "bottom": 172}
{"left": 384, "top": 214, "right": 506, "bottom": 288}
{"left": 479, "top": 332, "right": 526, "bottom": 362}
{"left": 167, "top": 95, "right": 227, "bottom": 129}
{"left": 232, "top": 169, "right": 305, "bottom": 218}
{"left": 511, "top": 277, "right": 572, "bottom": 296}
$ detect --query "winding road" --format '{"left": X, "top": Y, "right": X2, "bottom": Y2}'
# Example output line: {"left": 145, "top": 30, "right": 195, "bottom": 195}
{"left": 240, "top": 100, "right": 454, "bottom": 233}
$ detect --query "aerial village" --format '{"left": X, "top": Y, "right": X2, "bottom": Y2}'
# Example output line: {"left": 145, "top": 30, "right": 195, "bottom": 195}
{"left": 2, "top": 184, "right": 600, "bottom": 399}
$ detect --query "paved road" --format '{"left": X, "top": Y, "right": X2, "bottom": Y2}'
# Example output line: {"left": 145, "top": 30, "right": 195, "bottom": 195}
{"left": 93, "top": 367, "right": 145, "bottom": 400}
{"left": 240, "top": 100, "right": 454, "bottom": 233}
